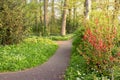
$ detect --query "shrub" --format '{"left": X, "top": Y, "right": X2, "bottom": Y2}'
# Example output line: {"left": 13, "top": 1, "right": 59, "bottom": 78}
{"left": 77, "top": 11, "right": 120, "bottom": 79}
{"left": 72, "top": 26, "right": 85, "bottom": 54}
{"left": 66, "top": 16, "right": 120, "bottom": 79}
{"left": 0, "top": 0, "right": 26, "bottom": 45}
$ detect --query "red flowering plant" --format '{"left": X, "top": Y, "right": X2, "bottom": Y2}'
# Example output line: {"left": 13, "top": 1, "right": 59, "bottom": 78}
{"left": 78, "top": 12, "right": 120, "bottom": 78}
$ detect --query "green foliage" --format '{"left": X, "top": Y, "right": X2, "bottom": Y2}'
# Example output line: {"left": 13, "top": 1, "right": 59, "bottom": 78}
{"left": 49, "top": 34, "right": 73, "bottom": 41}
{"left": 0, "top": 37, "right": 58, "bottom": 72}
{"left": 24, "top": 1, "right": 44, "bottom": 36}
{"left": 66, "top": 15, "right": 82, "bottom": 34}
{"left": 114, "top": 66, "right": 120, "bottom": 80}
{"left": 81, "top": 11, "right": 120, "bottom": 77}
{"left": 66, "top": 18, "right": 78, "bottom": 33}
{"left": 0, "top": 0, "right": 26, "bottom": 45}
{"left": 49, "top": 20, "right": 61, "bottom": 35}
{"left": 72, "top": 26, "right": 85, "bottom": 53}
{"left": 65, "top": 26, "right": 120, "bottom": 80}
{"left": 65, "top": 52, "right": 98, "bottom": 80}
{"left": 66, "top": 9, "right": 120, "bottom": 79}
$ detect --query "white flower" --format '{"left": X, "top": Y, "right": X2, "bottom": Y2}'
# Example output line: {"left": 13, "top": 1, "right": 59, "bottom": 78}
{"left": 77, "top": 71, "right": 81, "bottom": 75}
{"left": 76, "top": 77, "right": 81, "bottom": 80}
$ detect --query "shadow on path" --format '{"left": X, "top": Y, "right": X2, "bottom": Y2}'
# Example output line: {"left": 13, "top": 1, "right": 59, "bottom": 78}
{"left": 0, "top": 40, "right": 72, "bottom": 80}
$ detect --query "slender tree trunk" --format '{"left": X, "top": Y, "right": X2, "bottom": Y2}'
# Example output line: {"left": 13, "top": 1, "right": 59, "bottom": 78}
{"left": 84, "top": 0, "right": 91, "bottom": 20}
{"left": 73, "top": 7, "right": 76, "bottom": 27}
{"left": 44, "top": 0, "right": 48, "bottom": 35}
{"left": 60, "top": 0, "right": 64, "bottom": 22}
{"left": 61, "top": 0, "right": 67, "bottom": 36}
{"left": 50, "top": 0, "right": 55, "bottom": 34}
{"left": 39, "top": 0, "right": 43, "bottom": 24}
{"left": 68, "top": 9, "right": 72, "bottom": 20}
{"left": 51, "top": 0, "right": 55, "bottom": 23}
{"left": 68, "top": 8, "right": 72, "bottom": 33}
{"left": 35, "top": 11, "right": 38, "bottom": 33}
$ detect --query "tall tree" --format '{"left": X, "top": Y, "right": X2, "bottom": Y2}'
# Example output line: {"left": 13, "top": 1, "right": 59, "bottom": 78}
{"left": 67, "top": 0, "right": 72, "bottom": 33}
{"left": 51, "top": 0, "right": 55, "bottom": 23}
{"left": 61, "top": 0, "right": 68, "bottom": 36}
{"left": 67, "top": 8, "right": 72, "bottom": 33}
{"left": 38, "top": 0, "right": 43, "bottom": 24}
{"left": 44, "top": 0, "right": 48, "bottom": 35}
{"left": 84, "top": 0, "right": 91, "bottom": 20}
{"left": 73, "top": 6, "right": 76, "bottom": 27}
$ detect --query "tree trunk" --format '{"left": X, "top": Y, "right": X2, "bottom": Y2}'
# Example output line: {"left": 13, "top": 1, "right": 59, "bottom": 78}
{"left": 68, "top": 8, "right": 72, "bottom": 33}
{"left": 51, "top": 0, "right": 55, "bottom": 23}
{"left": 35, "top": 11, "right": 39, "bottom": 33}
{"left": 61, "top": 0, "right": 67, "bottom": 36}
{"left": 44, "top": 0, "right": 48, "bottom": 35}
{"left": 39, "top": 0, "right": 43, "bottom": 24}
{"left": 68, "top": 9, "right": 72, "bottom": 21}
{"left": 73, "top": 7, "right": 76, "bottom": 27}
{"left": 84, "top": 0, "right": 91, "bottom": 20}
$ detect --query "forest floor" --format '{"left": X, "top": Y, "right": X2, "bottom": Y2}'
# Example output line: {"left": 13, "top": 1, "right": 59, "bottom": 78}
{"left": 0, "top": 40, "right": 72, "bottom": 80}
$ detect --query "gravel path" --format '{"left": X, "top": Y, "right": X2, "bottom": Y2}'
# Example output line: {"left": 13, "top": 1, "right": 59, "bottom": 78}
{"left": 0, "top": 40, "right": 72, "bottom": 80}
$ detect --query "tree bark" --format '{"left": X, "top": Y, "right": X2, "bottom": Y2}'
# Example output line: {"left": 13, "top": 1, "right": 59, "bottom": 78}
{"left": 39, "top": 0, "right": 43, "bottom": 24}
{"left": 68, "top": 8, "right": 72, "bottom": 33}
{"left": 84, "top": 0, "right": 91, "bottom": 20}
{"left": 61, "top": 0, "right": 67, "bottom": 36}
{"left": 68, "top": 9, "right": 72, "bottom": 21}
{"left": 44, "top": 0, "right": 48, "bottom": 35}
{"left": 51, "top": 0, "right": 55, "bottom": 23}
{"left": 73, "top": 7, "right": 76, "bottom": 27}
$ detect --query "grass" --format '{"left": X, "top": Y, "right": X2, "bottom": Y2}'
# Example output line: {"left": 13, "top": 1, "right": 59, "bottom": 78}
{"left": 0, "top": 37, "right": 58, "bottom": 72}
{"left": 49, "top": 34, "right": 73, "bottom": 41}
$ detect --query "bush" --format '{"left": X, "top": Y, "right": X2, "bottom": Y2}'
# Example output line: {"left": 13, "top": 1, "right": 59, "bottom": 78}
{"left": 65, "top": 26, "right": 120, "bottom": 80}
{"left": 66, "top": 10, "right": 120, "bottom": 79}
{"left": 71, "top": 12, "right": 120, "bottom": 80}
{"left": 72, "top": 26, "right": 85, "bottom": 54}
{"left": 0, "top": 0, "right": 26, "bottom": 45}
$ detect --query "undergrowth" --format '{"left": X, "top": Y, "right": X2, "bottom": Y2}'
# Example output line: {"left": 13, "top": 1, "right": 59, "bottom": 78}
{"left": 0, "top": 37, "right": 58, "bottom": 72}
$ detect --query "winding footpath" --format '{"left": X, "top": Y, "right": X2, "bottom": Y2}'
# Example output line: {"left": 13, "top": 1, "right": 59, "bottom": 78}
{"left": 0, "top": 40, "right": 72, "bottom": 80}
